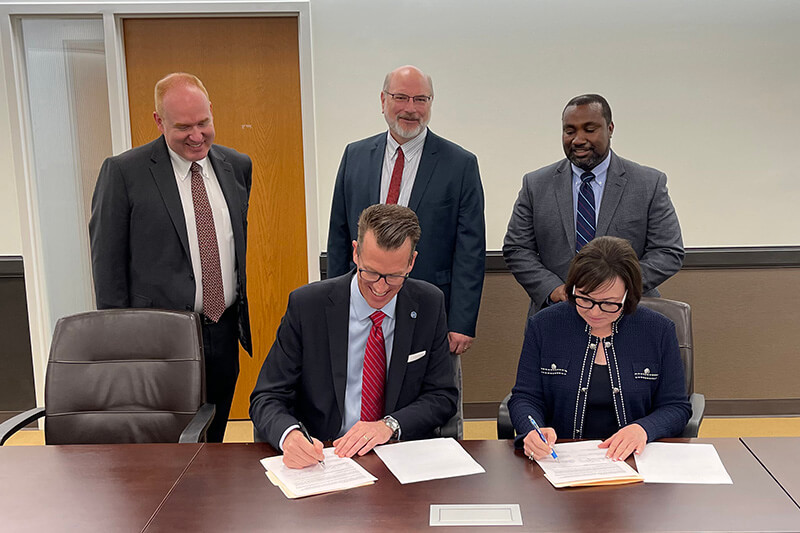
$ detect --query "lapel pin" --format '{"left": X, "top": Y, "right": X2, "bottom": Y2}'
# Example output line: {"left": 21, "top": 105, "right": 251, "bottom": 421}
{"left": 410, "top": 311, "right": 417, "bottom": 319}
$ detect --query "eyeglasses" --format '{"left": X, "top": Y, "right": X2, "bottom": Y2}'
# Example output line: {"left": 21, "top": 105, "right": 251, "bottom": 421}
{"left": 384, "top": 92, "right": 433, "bottom": 105}
{"left": 358, "top": 268, "right": 409, "bottom": 287}
{"left": 572, "top": 287, "right": 628, "bottom": 313}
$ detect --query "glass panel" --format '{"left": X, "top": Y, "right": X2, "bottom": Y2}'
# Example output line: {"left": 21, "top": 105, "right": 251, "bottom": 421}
{"left": 19, "top": 17, "right": 112, "bottom": 331}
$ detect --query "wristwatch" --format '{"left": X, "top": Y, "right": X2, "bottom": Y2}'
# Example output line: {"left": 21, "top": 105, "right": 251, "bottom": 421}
{"left": 382, "top": 415, "right": 401, "bottom": 440}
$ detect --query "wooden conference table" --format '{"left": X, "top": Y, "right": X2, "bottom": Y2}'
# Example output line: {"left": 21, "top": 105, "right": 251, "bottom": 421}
{"left": 1, "top": 438, "right": 799, "bottom": 532}
{"left": 742, "top": 436, "right": 800, "bottom": 508}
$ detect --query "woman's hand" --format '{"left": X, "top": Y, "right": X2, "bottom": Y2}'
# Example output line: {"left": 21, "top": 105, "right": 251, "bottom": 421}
{"left": 523, "top": 427, "right": 557, "bottom": 460}
{"left": 598, "top": 423, "right": 647, "bottom": 461}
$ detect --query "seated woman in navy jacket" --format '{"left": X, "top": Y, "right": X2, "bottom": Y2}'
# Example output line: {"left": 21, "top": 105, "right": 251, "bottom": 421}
{"left": 508, "top": 236, "right": 691, "bottom": 461}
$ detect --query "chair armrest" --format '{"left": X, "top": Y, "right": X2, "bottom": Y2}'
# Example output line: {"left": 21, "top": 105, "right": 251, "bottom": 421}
{"left": 497, "top": 392, "right": 515, "bottom": 440}
{"left": 0, "top": 407, "right": 45, "bottom": 445}
{"left": 179, "top": 403, "right": 216, "bottom": 443}
{"left": 682, "top": 393, "right": 706, "bottom": 438}
{"left": 435, "top": 413, "right": 462, "bottom": 439}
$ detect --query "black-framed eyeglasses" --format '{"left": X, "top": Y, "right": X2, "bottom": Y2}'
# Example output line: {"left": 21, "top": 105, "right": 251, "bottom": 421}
{"left": 384, "top": 91, "right": 433, "bottom": 105}
{"left": 358, "top": 268, "right": 409, "bottom": 287}
{"left": 572, "top": 287, "right": 628, "bottom": 313}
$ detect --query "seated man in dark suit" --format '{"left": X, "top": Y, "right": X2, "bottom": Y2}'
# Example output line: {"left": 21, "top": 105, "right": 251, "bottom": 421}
{"left": 250, "top": 204, "right": 457, "bottom": 468}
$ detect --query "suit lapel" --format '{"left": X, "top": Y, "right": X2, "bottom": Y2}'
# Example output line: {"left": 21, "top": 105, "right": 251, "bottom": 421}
{"left": 208, "top": 147, "right": 246, "bottom": 262}
{"left": 368, "top": 135, "right": 387, "bottom": 204}
{"left": 326, "top": 274, "right": 352, "bottom": 420}
{"left": 385, "top": 286, "right": 416, "bottom": 413}
{"left": 596, "top": 152, "right": 628, "bottom": 236}
{"left": 553, "top": 160, "right": 577, "bottom": 251}
{"left": 408, "top": 129, "right": 438, "bottom": 211}
{"left": 149, "top": 137, "right": 191, "bottom": 261}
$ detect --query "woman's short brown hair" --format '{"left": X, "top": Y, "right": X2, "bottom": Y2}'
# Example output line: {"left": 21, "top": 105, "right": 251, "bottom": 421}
{"left": 565, "top": 236, "right": 642, "bottom": 314}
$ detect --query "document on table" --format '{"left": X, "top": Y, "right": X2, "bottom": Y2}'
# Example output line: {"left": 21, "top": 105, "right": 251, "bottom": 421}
{"left": 260, "top": 448, "right": 377, "bottom": 499}
{"left": 634, "top": 442, "right": 733, "bottom": 484}
{"left": 374, "top": 438, "right": 485, "bottom": 484}
{"left": 534, "top": 440, "right": 643, "bottom": 488}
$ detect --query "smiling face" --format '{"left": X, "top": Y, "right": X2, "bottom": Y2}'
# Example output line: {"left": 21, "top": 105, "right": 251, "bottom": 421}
{"left": 352, "top": 229, "right": 416, "bottom": 310}
{"left": 562, "top": 102, "right": 614, "bottom": 171}
{"left": 574, "top": 276, "right": 627, "bottom": 337}
{"left": 154, "top": 84, "right": 215, "bottom": 162}
{"left": 381, "top": 67, "right": 433, "bottom": 143}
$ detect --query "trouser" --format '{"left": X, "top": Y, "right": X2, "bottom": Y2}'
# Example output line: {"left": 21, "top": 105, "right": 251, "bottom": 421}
{"left": 201, "top": 304, "right": 240, "bottom": 443}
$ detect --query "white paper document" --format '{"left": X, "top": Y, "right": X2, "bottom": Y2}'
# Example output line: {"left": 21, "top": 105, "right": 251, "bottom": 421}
{"left": 430, "top": 504, "right": 523, "bottom": 527}
{"left": 634, "top": 442, "right": 733, "bottom": 484}
{"left": 535, "top": 440, "right": 643, "bottom": 488}
{"left": 374, "top": 437, "right": 485, "bottom": 484}
{"left": 260, "top": 448, "right": 377, "bottom": 498}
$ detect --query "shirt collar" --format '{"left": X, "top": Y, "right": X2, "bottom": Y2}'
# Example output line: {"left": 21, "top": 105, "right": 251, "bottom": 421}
{"left": 386, "top": 127, "right": 427, "bottom": 162}
{"left": 350, "top": 272, "right": 397, "bottom": 321}
{"left": 167, "top": 144, "right": 210, "bottom": 181}
{"left": 571, "top": 151, "right": 612, "bottom": 185}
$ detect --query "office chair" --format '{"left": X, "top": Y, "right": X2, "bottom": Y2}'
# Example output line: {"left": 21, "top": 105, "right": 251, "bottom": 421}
{"left": 0, "top": 309, "right": 215, "bottom": 445}
{"left": 496, "top": 297, "right": 705, "bottom": 439}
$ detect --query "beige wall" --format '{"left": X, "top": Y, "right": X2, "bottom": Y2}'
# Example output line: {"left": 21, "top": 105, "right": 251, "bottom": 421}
{"left": 464, "top": 268, "right": 800, "bottom": 406}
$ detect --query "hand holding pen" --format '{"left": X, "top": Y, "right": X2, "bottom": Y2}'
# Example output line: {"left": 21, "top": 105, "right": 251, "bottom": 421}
{"left": 298, "top": 421, "right": 325, "bottom": 468}
{"left": 526, "top": 415, "right": 559, "bottom": 462}
{"left": 282, "top": 421, "right": 326, "bottom": 469}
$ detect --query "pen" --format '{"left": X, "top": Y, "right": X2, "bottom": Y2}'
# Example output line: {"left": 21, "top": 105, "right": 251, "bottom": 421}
{"left": 528, "top": 415, "right": 559, "bottom": 462}
{"left": 297, "top": 420, "right": 325, "bottom": 468}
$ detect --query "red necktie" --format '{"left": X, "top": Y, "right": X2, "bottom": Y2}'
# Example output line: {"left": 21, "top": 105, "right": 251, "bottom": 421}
{"left": 361, "top": 310, "right": 387, "bottom": 421}
{"left": 190, "top": 162, "right": 225, "bottom": 322}
{"left": 385, "top": 147, "right": 404, "bottom": 205}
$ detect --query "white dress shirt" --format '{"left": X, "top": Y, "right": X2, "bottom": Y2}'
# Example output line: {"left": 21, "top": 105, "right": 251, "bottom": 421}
{"left": 167, "top": 146, "right": 237, "bottom": 313}
{"left": 380, "top": 128, "right": 427, "bottom": 206}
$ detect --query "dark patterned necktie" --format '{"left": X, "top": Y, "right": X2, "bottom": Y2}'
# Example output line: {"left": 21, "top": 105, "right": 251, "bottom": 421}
{"left": 386, "top": 147, "right": 404, "bottom": 204}
{"left": 361, "top": 310, "right": 386, "bottom": 421}
{"left": 576, "top": 171, "right": 596, "bottom": 253}
{"left": 190, "top": 162, "right": 225, "bottom": 322}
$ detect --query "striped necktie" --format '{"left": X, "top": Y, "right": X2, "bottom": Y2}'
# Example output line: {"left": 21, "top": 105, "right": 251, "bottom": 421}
{"left": 576, "top": 171, "right": 596, "bottom": 253}
{"left": 361, "top": 310, "right": 387, "bottom": 421}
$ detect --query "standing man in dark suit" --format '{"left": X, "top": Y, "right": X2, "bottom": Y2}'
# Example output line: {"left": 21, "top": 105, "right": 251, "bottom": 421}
{"left": 251, "top": 204, "right": 457, "bottom": 468}
{"left": 504, "top": 94, "right": 684, "bottom": 317}
{"left": 89, "top": 72, "right": 252, "bottom": 442}
{"left": 327, "top": 65, "right": 485, "bottom": 357}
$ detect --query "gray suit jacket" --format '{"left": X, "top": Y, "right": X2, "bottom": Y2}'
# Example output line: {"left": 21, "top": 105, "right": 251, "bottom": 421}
{"left": 503, "top": 151, "right": 684, "bottom": 315}
{"left": 249, "top": 272, "right": 457, "bottom": 448}
{"left": 89, "top": 136, "right": 253, "bottom": 353}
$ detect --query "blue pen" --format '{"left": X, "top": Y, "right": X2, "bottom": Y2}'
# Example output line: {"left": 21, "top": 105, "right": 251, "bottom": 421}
{"left": 528, "top": 415, "right": 559, "bottom": 462}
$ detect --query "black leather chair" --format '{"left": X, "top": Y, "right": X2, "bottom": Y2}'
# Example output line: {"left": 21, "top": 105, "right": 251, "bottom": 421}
{"left": 497, "top": 297, "right": 705, "bottom": 439}
{"left": 0, "top": 309, "right": 215, "bottom": 445}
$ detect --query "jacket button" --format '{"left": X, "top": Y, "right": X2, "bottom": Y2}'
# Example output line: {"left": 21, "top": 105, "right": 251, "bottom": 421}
{"left": 644, "top": 368, "right": 650, "bottom": 374}
{"left": 613, "top": 387, "right": 620, "bottom": 394}
{"left": 185, "top": 305, "right": 192, "bottom": 311}
{"left": 189, "top": 274, "right": 194, "bottom": 280}
{"left": 604, "top": 341, "right": 611, "bottom": 348}
{"left": 551, "top": 363, "right": 557, "bottom": 370}
{"left": 581, "top": 387, "right": 588, "bottom": 393}
{"left": 589, "top": 343, "right": 596, "bottom": 350}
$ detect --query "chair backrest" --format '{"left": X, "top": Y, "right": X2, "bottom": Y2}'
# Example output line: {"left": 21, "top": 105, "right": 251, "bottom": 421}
{"left": 638, "top": 297, "right": 694, "bottom": 396}
{"left": 44, "top": 309, "right": 205, "bottom": 444}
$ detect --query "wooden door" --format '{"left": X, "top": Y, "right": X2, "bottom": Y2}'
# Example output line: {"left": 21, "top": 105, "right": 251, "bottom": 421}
{"left": 123, "top": 17, "right": 308, "bottom": 419}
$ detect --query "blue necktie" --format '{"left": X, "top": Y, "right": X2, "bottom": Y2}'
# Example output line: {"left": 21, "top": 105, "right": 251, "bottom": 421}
{"left": 576, "top": 171, "right": 596, "bottom": 252}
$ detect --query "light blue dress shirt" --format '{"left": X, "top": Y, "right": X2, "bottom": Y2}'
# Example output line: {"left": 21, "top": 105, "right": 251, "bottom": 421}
{"left": 339, "top": 273, "right": 397, "bottom": 436}
{"left": 571, "top": 151, "right": 612, "bottom": 230}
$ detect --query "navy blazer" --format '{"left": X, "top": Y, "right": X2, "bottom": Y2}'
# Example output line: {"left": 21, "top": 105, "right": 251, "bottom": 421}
{"left": 327, "top": 130, "right": 486, "bottom": 337}
{"left": 249, "top": 273, "right": 458, "bottom": 449}
{"left": 89, "top": 136, "right": 253, "bottom": 354}
{"left": 508, "top": 302, "right": 691, "bottom": 443}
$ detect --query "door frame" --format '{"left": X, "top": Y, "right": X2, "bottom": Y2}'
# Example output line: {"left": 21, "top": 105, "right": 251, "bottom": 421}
{"left": 0, "top": 2, "right": 319, "bottom": 408}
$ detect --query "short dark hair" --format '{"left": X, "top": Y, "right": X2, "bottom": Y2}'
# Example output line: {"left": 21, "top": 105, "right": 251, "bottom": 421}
{"left": 565, "top": 236, "right": 642, "bottom": 314}
{"left": 563, "top": 94, "right": 613, "bottom": 125}
{"left": 357, "top": 204, "right": 421, "bottom": 259}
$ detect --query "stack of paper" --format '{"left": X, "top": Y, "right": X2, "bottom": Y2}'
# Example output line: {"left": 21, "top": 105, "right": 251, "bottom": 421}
{"left": 534, "top": 440, "right": 643, "bottom": 488}
{"left": 634, "top": 442, "right": 733, "bottom": 484}
{"left": 374, "top": 438, "right": 485, "bottom": 484}
{"left": 260, "top": 448, "right": 377, "bottom": 499}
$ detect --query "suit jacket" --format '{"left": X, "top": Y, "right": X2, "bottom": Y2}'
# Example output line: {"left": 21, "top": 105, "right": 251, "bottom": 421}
{"left": 89, "top": 136, "right": 253, "bottom": 354}
{"left": 326, "top": 129, "right": 486, "bottom": 337}
{"left": 249, "top": 273, "right": 458, "bottom": 449}
{"left": 503, "top": 151, "right": 684, "bottom": 315}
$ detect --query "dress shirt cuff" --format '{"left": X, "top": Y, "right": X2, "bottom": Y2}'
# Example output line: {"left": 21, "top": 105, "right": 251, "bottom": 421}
{"left": 278, "top": 424, "right": 299, "bottom": 451}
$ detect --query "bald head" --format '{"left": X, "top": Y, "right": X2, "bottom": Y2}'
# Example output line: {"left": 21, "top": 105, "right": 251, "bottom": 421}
{"left": 380, "top": 65, "right": 434, "bottom": 143}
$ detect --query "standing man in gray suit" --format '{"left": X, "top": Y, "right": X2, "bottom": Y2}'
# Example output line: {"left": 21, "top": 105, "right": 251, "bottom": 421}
{"left": 504, "top": 94, "right": 683, "bottom": 316}
{"left": 90, "top": 72, "right": 252, "bottom": 442}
